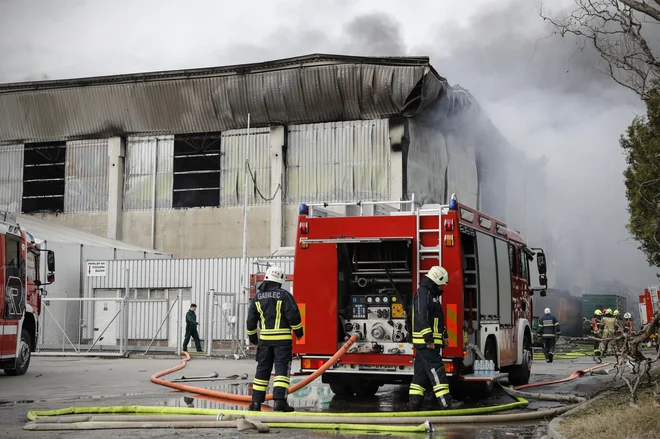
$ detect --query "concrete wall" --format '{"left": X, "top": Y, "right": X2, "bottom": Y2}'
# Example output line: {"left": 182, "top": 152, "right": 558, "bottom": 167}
{"left": 122, "top": 207, "right": 271, "bottom": 258}
{"left": 30, "top": 212, "right": 107, "bottom": 237}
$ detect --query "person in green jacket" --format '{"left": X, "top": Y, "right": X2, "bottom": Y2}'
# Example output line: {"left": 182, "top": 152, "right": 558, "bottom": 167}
{"left": 183, "top": 304, "right": 202, "bottom": 353}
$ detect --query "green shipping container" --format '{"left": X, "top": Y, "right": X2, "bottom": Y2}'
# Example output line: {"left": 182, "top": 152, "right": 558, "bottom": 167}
{"left": 581, "top": 294, "right": 627, "bottom": 321}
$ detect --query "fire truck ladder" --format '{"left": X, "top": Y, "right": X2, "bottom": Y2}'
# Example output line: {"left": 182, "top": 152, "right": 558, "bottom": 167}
{"left": 415, "top": 205, "right": 445, "bottom": 287}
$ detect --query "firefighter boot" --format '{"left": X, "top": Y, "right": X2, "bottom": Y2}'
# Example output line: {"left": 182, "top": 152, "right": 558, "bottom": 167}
{"left": 273, "top": 399, "right": 295, "bottom": 412}
{"left": 408, "top": 395, "right": 424, "bottom": 411}
{"left": 437, "top": 393, "right": 453, "bottom": 410}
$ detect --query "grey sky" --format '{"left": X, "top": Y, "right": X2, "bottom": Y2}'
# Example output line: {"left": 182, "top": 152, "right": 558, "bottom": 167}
{"left": 1, "top": 0, "right": 655, "bottom": 290}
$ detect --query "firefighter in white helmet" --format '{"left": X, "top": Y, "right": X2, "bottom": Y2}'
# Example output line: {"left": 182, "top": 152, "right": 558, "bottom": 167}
{"left": 537, "top": 308, "right": 560, "bottom": 362}
{"left": 246, "top": 266, "right": 303, "bottom": 412}
{"left": 409, "top": 266, "right": 455, "bottom": 410}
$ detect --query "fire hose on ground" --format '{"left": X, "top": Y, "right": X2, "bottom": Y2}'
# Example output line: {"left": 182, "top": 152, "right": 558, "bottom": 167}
{"left": 24, "top": 334, "right": 610, "bottom": 433}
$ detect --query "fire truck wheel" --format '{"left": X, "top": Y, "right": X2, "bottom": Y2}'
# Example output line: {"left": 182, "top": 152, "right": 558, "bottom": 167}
{"left": 4, "top": 329, "right": 31, "bottom": 376}
{"left": 328, "top": 379, "right": 354, "bottom": 397}
{"left": 352, "top": 380, "right": 380, "bottom": 397}
{"left": 506, "top": 332, "right": 532, "bottom": 386}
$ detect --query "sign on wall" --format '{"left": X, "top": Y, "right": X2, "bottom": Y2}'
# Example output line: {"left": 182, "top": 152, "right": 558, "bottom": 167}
{"left": 86, "top": 261, "right": 107, "bottom": 277}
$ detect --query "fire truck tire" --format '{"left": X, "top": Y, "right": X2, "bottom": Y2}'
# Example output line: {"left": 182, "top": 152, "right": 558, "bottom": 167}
{"left": 328, "top": 379, "right": 354, "bottom": 397}
{"left": 352, "top": 380, "right": 380, "bottom": 397}
{"left": 506, "top": 332, "right": 532, "bottom": 386}
{"left": 4, "top": 329, "right": 31, "bottom": 376}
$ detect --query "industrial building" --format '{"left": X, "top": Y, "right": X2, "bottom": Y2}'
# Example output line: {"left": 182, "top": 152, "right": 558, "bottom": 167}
{"left": 0, "top": 54, "right": 548, "bottom": 259}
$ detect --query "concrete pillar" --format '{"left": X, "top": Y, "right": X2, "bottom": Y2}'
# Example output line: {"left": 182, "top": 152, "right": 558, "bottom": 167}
{"left": 388, "top": 117, "right": 408, "bottom": 204}
{"left": 107, "top": 137, "right": 126, "bottom": 240}
{"left": 269, "top": 126, "right": 285, "bottom": 254}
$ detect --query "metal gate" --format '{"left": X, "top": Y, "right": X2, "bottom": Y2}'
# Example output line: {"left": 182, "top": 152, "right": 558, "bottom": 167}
{"left": 36, "top": 290, "right": 183, "bottom": 356}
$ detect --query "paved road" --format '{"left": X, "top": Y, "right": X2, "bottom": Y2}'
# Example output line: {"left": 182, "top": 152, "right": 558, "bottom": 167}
{"left": 0, "top": 353, "right": 618, "bottom": 439}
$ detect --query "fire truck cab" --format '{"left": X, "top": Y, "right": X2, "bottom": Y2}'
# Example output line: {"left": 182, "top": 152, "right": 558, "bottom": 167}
{"left": 292, "top": 194, "right": 547, "bottom": 397}
{"left": 1, "top": 212, "right": 55, "bottom": 376}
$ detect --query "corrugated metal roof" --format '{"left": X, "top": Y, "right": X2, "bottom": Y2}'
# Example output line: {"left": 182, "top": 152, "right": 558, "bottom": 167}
{"left": 0, "top": 54, "right": 471, "bottom": 144}
{"left": 15, "top": 213, "right": 170, "bottom": 255}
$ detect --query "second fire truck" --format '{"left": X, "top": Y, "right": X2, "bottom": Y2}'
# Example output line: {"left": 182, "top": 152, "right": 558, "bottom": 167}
{"left": 1, "top": 211, "right": 55, "bottom": 376}
{"left": 291, "top": 195, "right": 548, "bottom": 396}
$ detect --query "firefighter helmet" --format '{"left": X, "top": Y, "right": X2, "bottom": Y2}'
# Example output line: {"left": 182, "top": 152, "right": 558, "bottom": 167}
{"left": 544, "top": 308, "right": 551, "bottom": 315}
{"left": 624, "top": 312, "right": 632, "bottom": 319}
{"left": 605, "top": 309, "right": 613, "bottom": 316}
{"left": 264, "top": 265, "right": 286, "bottom": 284}
{"left": 594, "top": 309, "right": 602, "bottom": 316}
{"left": 426, "top": 266, "right": 449, "bottom": 286}
{"left": 613, "top": 310, "right": 620, "bottom": 316}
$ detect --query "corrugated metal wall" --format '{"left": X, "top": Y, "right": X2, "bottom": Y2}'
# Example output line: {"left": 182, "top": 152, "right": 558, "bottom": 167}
{"left": 86, "top": 257, "right": 294, "bottom": 304}
{"left": 286, "top": 119, "right": 390, "bottom": 203}
{"left": 123, "top": 136, "right": 174, "bottom": 210}
{"left": 86, "top": 257, "right": 294, "bottom": 341}
{"left": 0, "top": 144, "right": 23, "bottom": 212}
{"left": 64, "top": 139, "right": 109, "bottom": 213}
{"left": 220, "top": 127, "right": 271, "bottom": 206}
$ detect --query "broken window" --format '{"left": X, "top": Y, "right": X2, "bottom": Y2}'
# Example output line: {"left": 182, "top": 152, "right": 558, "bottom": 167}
{"left": 173, "top": 133, "right": 221, "bottom": 208}
{"left": 22, "top": 142, "right": 66, "bottom": 213}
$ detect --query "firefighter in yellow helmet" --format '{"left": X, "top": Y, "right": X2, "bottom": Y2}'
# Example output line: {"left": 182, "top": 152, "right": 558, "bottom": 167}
{"left": 246, "top": 266, "right": 303, "bottom": 412}
{"left": 591, "top": 309, "right": 603, "bottom": 356}
{"left": 598, "top": 309, "right": 616, "bottom": 356}
{"left": 409, "top": 266, "right": 455, "bottom": 411}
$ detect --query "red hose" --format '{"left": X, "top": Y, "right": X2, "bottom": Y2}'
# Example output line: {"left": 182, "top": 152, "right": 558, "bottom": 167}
{"left": 151, "top": 335, "right": 359, "bottom": 402}
{"left": 513, "top": 362, "right": 610, "bottom": 390}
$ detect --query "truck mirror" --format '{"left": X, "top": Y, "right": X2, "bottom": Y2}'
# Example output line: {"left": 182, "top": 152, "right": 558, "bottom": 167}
{"left": 47, "top": 250, "right": 55, "bottom": 272}
{"left": 539, "top": 274, "right": 547, "bottom": 286}
{"left": 540, "top": 289, "right": 547, "bottom": 297}
{"left": 47, "top": 273, "right": 55, "bottom": 283}
{"left": 536, "top": 252, "right": 547, "bottom": 275}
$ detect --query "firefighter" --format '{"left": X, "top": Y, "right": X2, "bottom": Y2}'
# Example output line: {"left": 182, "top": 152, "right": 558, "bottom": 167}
{"left": 538, "top": 308, "right": 560, "bottom": 362}
{"left": 409, "top": 266, "right": 453, "bottom": 411}
{"left": 246, "top": 266, "right": 303, "bottom": 412}
{"left": 623, "top": 313, "right": 634, "bottom": 334}
{"left": 598, "top": 309, "right": 617, "bottom": 356}
{"left": 182, "top": 304, "right": 202, "bottom": 353}
{"left": 591, "top": 309, "right": 603, "bottom": 355}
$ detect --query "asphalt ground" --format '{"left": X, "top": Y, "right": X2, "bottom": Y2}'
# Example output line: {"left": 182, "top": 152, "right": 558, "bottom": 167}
{"left": 0, "top": 347, "right": 625, "bottom": 439}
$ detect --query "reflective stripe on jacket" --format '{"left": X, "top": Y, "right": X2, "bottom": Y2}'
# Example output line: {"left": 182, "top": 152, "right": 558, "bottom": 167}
{"left": 246, "top": 281, "right": 303, "bottom": 345}
{"left": 538, "top": 314, "right": 561, "bottom": 338}
{"left": 412, "top": 277, "right": 444, "bottom": 348}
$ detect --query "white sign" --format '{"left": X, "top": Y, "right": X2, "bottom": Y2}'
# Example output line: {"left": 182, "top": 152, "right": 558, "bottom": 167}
{"left": 86, "top": 261, "right": 107, "bottom": 277}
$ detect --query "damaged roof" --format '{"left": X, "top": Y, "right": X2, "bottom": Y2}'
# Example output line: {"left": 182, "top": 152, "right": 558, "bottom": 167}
{"left": 0, "top": 53, "right": 472, "bottom": 144}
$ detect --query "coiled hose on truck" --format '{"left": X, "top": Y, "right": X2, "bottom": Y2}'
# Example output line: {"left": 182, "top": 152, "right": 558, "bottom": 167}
{"left": 24, "top": 335, "right": 609, "bottom": 433}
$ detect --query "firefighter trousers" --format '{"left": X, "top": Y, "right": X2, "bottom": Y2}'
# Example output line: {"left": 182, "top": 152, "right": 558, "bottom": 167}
{"left": 251, "top": 343, "right": 293, "bottom": 403}
{"left": 408, "top": 347, "right": 452, "bottom": 409}
{"left": 542, "top": 336, "right": 556, "bottom": 360}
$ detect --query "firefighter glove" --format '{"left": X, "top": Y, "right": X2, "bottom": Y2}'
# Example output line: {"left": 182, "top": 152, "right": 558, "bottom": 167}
{"left": 249, "top": 334, "right": 258, "bottom": 345}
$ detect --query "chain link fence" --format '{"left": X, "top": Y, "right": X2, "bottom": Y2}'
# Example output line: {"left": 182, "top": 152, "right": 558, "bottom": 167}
{"left": 36, "top": 290, "right": 184, "bottom": 357}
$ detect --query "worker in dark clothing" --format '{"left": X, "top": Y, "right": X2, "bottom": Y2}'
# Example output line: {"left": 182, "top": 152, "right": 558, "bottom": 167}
{"left": 538, "top": 308, "right": 560, "bottom": 362}
{"left": 623, "top": 313, "right": 634, "bottom": 334}
{"left": 247, "top": 266, "right": 303, "bottom": 413}
{"left": 182, "top": 304, "right": 202, "bottom": 353}
{"left": 409, "top": 266, "right": 453, "bottom": 411}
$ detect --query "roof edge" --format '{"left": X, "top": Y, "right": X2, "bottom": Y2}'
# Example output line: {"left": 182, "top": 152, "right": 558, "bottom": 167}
{"left": 0, "top": 53, "right": 436, "bottom": 93}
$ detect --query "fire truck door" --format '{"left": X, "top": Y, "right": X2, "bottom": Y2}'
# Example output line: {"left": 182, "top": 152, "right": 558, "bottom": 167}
{"left": 2, "top": 234, "right": 24, "bottom": 360}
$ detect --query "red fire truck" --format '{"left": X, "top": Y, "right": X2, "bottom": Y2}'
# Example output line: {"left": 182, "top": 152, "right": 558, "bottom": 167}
{"left": 291, "top": 195, "right": 548, "bottom": 396}
{"left": 1, "top": 211, "right": 55, "bottom": 376}
{"left": 639, "top": 286, "right": 659, "bottom": 326}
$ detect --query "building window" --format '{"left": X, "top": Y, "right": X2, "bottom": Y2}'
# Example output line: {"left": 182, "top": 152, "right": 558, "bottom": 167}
{"left": 22, "top": 142, "right": 66, "bottom": 213}
{"left": 173, "top": 133, "right": 221, "bottom": 208}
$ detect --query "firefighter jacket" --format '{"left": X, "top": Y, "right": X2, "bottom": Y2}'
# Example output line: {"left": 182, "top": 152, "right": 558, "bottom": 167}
{"left": 246, "top": 281, "right": 304, "bottom": 346}
{"left": 538, "top": 314, "right": 561, "bottom": 338}
{"left": 623, "top": 320, "right": 634, "bottom": 333}
{"left": 591, "top": 316, "right": 601, "bottom": 334}
{"left": 412, "top": 277, "right": 445, "bottom": 348}
{"left": 185, "top": 310, "right": 198, "bottom": 331}
{"left": 601, "top": 316, "right": 616, "bottom": 337}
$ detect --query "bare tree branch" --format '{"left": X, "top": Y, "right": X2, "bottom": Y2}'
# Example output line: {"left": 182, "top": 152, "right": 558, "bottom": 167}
{"left": 539, "top": 0, "right": 660, "bottom": 99}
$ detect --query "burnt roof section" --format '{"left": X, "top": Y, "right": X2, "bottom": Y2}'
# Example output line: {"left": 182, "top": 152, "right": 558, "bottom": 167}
{"left": 0, "top": 53, "right": 472, "bottom": 143}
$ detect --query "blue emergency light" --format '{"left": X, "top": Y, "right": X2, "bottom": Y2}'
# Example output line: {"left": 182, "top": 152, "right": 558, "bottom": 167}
{"left": 449, "top": 193, "right": 458, "bottom": 210}
{"left": 299, "top": 203, "right": 309, "bottom": 215}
